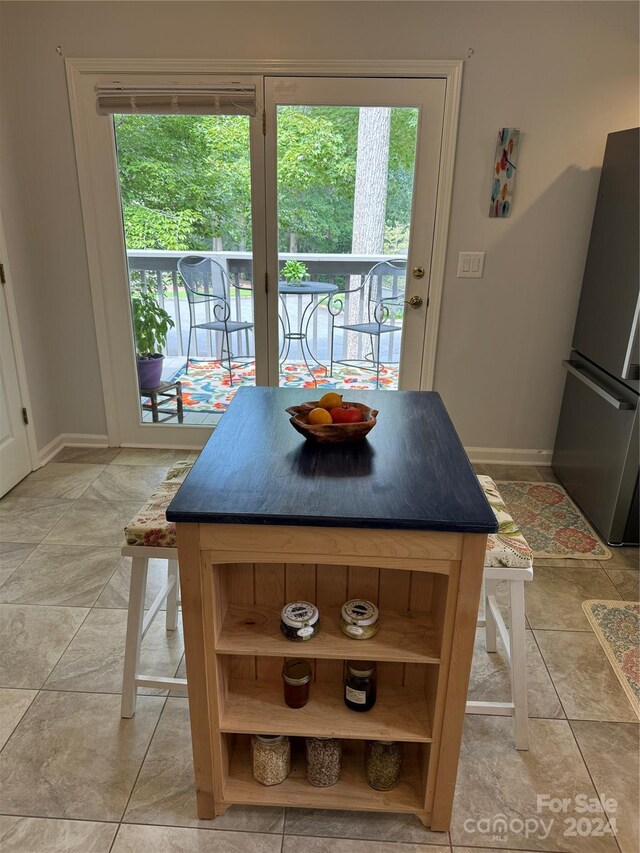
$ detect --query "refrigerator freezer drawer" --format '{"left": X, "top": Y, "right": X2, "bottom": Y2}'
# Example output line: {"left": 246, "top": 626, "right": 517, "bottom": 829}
{"left": 553, "top": 357, "right": 639, "bottom": 545}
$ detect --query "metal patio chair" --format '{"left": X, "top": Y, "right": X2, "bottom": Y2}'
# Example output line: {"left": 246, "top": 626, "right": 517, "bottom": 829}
{"left": 177, "top": 255, "right": 254, "bottom": 384}
{"left": 328, "top": 258, "right": 406, "bottom": 388}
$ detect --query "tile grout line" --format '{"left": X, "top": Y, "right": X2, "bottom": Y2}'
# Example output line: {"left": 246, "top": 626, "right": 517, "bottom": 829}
{"left": 115, "top": 694, "right": 170, "bottom": 844}
{"left": 528, "top": 627, "right": 568, "bottom": 721}
{"left": 0, "top": 690, "right": 39, "bottom": 760}
{"left": 565, "top": 719, "right": 626, "bottom": 853}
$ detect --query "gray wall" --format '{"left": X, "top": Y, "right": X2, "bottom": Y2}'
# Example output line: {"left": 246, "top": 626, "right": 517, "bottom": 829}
{"left": 1, "top": 1, "right": 638, "bottom": 453}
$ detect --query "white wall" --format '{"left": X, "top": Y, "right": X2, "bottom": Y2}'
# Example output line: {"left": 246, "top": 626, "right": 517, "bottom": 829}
{"left": 0, "top": 1, "right": 638, "bottom": 455}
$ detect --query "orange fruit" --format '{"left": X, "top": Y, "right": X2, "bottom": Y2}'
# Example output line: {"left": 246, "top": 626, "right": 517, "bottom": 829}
{"left": 307, "top": 407, "right": 333, "bottom": 425}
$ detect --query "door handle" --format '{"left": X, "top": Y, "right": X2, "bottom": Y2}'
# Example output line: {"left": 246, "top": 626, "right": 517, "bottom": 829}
{"left": 405, "top": 295, "right": 423, "bottom": 309}
{"left": 563, "top": 361, "right": 635, "bottom": 410}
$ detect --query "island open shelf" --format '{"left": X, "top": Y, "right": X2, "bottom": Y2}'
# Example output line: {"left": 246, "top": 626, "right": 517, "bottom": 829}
{"left": 224, "top": 737, "right": 425, "bottom": 813}
{"left": 216, "top": 603, "right": 440, "bottom": 664}
{"left": 221, "top": 678, "right": 433, "bottom": 742}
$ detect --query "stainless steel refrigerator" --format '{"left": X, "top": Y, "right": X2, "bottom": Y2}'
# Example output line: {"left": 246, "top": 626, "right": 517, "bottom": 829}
{"left": 553, "top": 127, "right": 639, "bottom": 546}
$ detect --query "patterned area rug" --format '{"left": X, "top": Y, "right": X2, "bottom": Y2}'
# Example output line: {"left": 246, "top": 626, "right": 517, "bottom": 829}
{"left": 496, "top": 481, "right": 612, "bottom": 560}
{"left": 169, "top": 360, "right": 399, "bottom": 413}
{"left": 582, "top": 600, "right": 640, "bottom": 718}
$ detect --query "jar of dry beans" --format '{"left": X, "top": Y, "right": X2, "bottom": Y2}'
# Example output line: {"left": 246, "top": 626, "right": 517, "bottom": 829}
{"left": 364, "top": 740, "right": 402, "bottom": 791}
{"left": 251, "top": 735, "right": 290, "bottom": 786}
{"left": 305, "top": 737, "right": 342, "bottom": 787}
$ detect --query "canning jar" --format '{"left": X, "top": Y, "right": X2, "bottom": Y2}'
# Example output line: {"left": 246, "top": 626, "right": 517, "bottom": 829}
{"left": 280, "top": 601, "right": 319, "bottom": 641}
{"left": 364, "top": 740, "right": 402, "bottom": 790}
{"left": 282, "top": 658, "right": 312, "bottom": 709}
{"left": 305, "top": 737, "right": 342, "bottom": 787}
{"left": 251, "top": 735, "right": 290, "bottom": 786}
{"left": 339, "top": 599, "right": 379, "bottom": 640}
{"left": 344, "top": 660, "right": 377, "bottom": 712}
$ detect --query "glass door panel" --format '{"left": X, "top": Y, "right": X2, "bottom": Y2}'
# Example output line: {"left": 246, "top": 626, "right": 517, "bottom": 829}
{"left": 113, "top": 113, "right": 257, "bottom": 426}
{"left": 265, "top": 78, "right": 446, "bottom": 393}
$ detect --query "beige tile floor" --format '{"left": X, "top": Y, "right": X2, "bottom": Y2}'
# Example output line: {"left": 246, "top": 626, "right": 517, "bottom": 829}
{"left": 0, "top": 453, "right": 637, "bottom": 853}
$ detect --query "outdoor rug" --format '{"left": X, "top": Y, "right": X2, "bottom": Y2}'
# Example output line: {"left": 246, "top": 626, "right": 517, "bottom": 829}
{"left": 169, "top": 359, "right": 399, "bottom": 413}
{"left": 582, "top": 600, "right": 640, "bottom": 718}
{"left": 496, "top": 481, "right": 612, "bottom": 560}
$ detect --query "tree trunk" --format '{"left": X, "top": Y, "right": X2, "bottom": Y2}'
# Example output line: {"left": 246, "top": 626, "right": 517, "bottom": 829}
{"left": 289, "top": 232, "right": 298, "bottom": 253}
{"left": 346, "top": 107, "right": 391, "bottom": 359}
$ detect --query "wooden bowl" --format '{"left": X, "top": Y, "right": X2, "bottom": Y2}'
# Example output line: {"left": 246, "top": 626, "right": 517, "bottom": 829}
{"left": 286, "top": 401, "right": 378, "bottom": 443}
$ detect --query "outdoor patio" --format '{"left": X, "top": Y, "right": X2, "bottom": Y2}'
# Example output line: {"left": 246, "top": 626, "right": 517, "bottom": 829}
{"left": 131, "top": 250, "right": 404, "bottom": 421}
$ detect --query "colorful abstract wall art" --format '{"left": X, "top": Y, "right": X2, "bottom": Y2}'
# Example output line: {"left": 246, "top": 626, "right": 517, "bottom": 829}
{"left": 490, "top": 128, "right": 520, "bottom": 218}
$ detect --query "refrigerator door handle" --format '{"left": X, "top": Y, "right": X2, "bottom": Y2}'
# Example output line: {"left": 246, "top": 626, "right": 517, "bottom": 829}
{"left": 622, "top": 292, "right": 640, "bottom": 380}
{"left": 563, "top": 361, "right": 636, "bottom": 410}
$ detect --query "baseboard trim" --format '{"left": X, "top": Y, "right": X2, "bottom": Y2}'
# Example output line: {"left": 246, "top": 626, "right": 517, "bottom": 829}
{"left": 37, "top": 433, "right": 552, "bottom": 469}
{"left": 38, "top": 433, "right": 110, "bottom": 467}
{"left": 465, "top": 447, "right": 553, "bottom": 466}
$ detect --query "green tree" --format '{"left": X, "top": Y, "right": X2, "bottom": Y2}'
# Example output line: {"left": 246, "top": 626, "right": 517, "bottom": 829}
{"left": 114, "top": 106, "right": 417, "bottom": 256}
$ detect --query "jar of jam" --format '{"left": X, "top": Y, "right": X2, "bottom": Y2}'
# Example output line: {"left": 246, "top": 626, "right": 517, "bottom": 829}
{"left": 282, "top": 658, "right": 312, "bottom": 708}
{"left": 344, "top": 660, "right": 377, "bottom": 712}
{"left": 339, "top": 599, "right": 379, "bottom": 640}
{"left": 280, "top": 601, "right": 319, "bottom": 641}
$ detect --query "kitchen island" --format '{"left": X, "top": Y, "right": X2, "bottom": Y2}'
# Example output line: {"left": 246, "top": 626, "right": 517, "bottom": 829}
{"left": 166, "top": 387, "right": 497, "bottom": 830}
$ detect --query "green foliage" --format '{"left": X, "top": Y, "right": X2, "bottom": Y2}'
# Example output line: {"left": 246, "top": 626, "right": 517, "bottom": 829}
{"left": 114, "top": 106, "right": 418, "bottom": 256}
{"left": 281, "top": 259, "right": 308, "bottom": 283}
{"left": 130, "top": 287, "right": 175, "bottom": 356}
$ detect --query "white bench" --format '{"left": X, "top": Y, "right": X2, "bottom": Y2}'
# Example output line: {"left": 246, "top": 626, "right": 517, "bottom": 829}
{"left": 120, "top": 461, "right": 191, "bottom": 718}
{"left": 466, "top": 475, "right": 534, "bottom": 750}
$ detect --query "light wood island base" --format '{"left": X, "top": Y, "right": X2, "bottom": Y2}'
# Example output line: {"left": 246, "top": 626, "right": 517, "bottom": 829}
{"left": 177, "top": 521, "right": 487, "bottom": 831}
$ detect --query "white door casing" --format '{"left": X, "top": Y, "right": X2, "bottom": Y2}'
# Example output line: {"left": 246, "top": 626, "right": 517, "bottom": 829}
{"left": 66, "top": 59, "right": 463, "bottom": 448}
{"left": 0, "top": 214, "right": 37, "bottom": 494}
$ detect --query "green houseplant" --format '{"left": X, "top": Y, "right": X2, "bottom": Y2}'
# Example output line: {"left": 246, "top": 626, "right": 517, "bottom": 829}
{"left": 281, "top": 259, "right": 308, "bottom": 286}
{"left": 131, "top": 287, "right": 175, "bottom": 389}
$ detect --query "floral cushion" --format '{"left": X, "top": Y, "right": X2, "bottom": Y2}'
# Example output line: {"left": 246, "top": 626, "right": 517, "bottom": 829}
{"left": 124, "top": 461, "right": 193, "bottom": 548}
{"left": 478, "top": 475, "right": 533, "bottom": 569}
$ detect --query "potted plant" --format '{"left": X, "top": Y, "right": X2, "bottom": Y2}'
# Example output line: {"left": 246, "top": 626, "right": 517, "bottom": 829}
{"left": 131, "top": 287, "right": 175, "bottom": 389}
{"left": 281, "top": 259, "right": 308, "bottom": 286}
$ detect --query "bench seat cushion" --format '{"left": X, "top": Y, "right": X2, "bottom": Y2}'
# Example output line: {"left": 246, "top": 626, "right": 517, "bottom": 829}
{"left": 478, "top": 475, "right": 534, "bottom": 569}
{"left": 124, "top": 461, "right": 193, "bottom": 548}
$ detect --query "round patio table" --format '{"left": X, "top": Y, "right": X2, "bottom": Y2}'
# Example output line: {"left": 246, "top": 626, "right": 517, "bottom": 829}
{"left": 278, "top": 280, "right": 339, "bottom": 384}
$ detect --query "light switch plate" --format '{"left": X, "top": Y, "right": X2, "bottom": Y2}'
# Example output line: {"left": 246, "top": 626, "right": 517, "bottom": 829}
{"left": 457, "top": 251, "right": 485, "bottom": 278}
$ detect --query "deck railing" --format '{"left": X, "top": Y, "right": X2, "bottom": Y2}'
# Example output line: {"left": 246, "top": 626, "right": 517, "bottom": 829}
{"left": 126, "top": 250, "right": 406, "bottom": 363}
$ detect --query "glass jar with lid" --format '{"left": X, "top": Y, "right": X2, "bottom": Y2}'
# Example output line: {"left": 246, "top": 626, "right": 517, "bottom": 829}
{"left": 364, "top": 740, "right": 402, "bottom": 790}
{"left": 305, "top": 737, "right": 342, "bottom": 787}
{"left": 280, "top": 601, "right": 319, "bottom": 641}
{"left": 251, "top": 734, "right": 290, "bottom": 786}
{"left": 282, "top": 658, "right": 312, "bottom": 709}
{"left": 339, "top": 599, "right": 379, "bottom": 639}
{"left": 344, "top": 660, "right": 377, "bottom": 712}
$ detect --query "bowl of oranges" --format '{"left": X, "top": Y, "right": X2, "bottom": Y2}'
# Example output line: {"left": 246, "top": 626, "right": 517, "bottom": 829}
{"left": 286, "top": 393, "right": 378, "bottom": 443}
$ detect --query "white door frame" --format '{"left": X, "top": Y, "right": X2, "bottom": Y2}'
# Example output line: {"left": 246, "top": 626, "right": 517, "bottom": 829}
{"left": 0, "top": 205, "right": 39, "bottom": 472}
{"left": 66, "top": 58, "right": 463, "bottom": 447}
